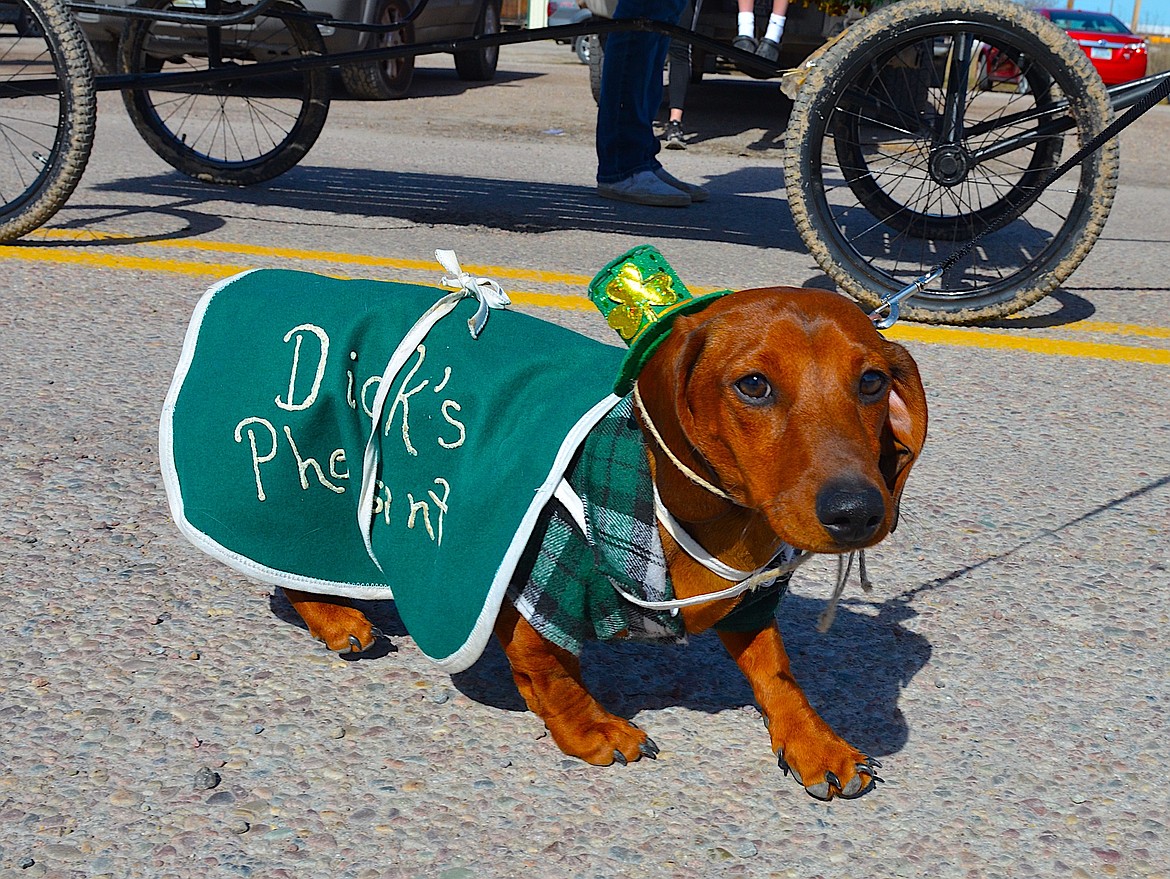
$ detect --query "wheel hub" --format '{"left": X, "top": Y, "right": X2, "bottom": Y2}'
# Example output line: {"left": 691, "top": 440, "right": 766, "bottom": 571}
{"left": 929, "top": 145, "right": 972, "bottom": 187}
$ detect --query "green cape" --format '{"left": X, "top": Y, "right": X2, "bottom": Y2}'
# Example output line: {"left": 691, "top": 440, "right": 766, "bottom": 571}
{"left": 160, "top": 269, "right": 623, "bottom": 671}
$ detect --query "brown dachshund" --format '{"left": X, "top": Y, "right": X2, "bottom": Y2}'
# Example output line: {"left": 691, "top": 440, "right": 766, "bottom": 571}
{"left": 284, "top": 286, "right": 928, "bottom": 800}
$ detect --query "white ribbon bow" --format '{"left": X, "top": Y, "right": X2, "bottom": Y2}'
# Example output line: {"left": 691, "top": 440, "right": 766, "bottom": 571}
{"left": 436, "top": 249, "right": 511, "bottom": 339}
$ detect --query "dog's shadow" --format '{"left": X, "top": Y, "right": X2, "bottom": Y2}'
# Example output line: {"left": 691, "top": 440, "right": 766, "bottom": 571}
{"left": 462, "top": 594, "right": 926, "bottom": 758}
{"left": 269, "top": 591, "right": 928, "bottom": 758}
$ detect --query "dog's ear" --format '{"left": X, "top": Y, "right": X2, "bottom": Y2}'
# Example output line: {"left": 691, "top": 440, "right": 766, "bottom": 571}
{"left": 879, "top": 339, "right": 928, "bottom": 531}
{"left": 668, "top": 314, "right": 712, "bottom": 444}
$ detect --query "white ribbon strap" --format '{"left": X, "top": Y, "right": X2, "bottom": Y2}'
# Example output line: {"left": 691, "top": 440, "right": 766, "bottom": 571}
{"left": 652, "top": 485, "right": 754, "bottom": 582}
{"left": 357, "top": 250, "right": 509, "bottom": 569}
{"left": 610, "top": 484, "right": 809, "bottom": 612}
{"left": 436, "top": 248, "right": 511, "bottom": 339}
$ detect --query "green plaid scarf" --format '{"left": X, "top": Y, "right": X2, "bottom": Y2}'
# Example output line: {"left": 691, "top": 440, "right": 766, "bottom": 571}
{"left": 509, "top": 397, "right": 791, "bottom": 654}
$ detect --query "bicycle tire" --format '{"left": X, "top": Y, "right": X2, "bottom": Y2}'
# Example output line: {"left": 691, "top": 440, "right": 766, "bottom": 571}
{"left": 119, "top": 0, "right": 330, "bottom": 186}
{"left": 0, "top": 0, "right": 96, "bottom": 243}
{"left": 784, "top": 0, "right": 1117, "bottom": 324}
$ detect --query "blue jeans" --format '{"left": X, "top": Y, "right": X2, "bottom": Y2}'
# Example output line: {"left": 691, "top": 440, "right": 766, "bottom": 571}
{"left": 596, "top": 0, "right": 688, "bottom": 184}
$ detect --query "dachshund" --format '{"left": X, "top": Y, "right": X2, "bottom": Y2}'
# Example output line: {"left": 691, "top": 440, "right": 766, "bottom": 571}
{"left": 282, "top": 286, "right": 928, "bottom": 800}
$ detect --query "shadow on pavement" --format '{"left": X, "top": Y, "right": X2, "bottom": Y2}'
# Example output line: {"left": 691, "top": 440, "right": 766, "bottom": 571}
{"left": 92, "top": 166, "right": 806, "bottom": 250}
{"left": 267, "top": 580, "right": 930, "bottom": 758}
{"left": 453, "top": 589, "right": 930, "bottom": 759}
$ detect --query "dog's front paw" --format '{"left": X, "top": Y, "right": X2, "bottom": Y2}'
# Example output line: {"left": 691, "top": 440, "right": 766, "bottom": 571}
{"left": 283, "top": 589, "right": 380, "bottom": 654}
{"left": 776, "top": 738, "right": 882, "bottom": 801}
{"left": 549, "top": 716, "right": 660, "bottom": 766}
{"left": 307, "top": 607, "right": 380, "bottom": 653}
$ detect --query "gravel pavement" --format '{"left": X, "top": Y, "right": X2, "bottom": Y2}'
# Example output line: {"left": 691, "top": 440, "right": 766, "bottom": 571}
{"left": 0, "top": 41, "right": 1168, "bottom": 879}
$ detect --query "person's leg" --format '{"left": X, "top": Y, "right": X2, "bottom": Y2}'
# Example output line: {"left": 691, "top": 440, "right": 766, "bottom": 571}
{"left": 734, "top": 0, "right": 755, "bottom": 52}
{"left": 596, "top": 29, "right": 664, "bottom": 184}
{"left": 664, "top": 0, "right": 693, "bottom": 149}
{"left": 597, "top": 0, "right": 703, "bottom": 205}
{"left": 597, "top": 0, "right": 685, "bottom": 182}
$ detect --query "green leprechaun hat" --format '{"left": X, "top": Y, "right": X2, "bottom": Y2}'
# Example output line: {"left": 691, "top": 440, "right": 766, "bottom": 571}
{"left": 588, "top": 244, "right": 734, "bottom": 394}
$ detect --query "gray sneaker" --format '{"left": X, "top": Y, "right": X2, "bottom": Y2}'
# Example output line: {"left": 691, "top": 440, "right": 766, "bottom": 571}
{"left": 654, "top": 167, "right": 709, "bottom": 203}
{"left": 755, "top": 37, "right": 781, "bottom": 64}
{"left": 597, "top": 170, "right": 691, "bottom": 207}
{"left": 663, "top": 120, "right": 687, "bottom": 150}
{"left": 732, "top": 34, "right": 757, "bottom": 53}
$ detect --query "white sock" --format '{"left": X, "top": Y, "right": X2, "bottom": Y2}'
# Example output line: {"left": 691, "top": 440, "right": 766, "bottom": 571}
{"left": 764, "top": 14, "right": 786, "bottom": 43}
{"left": 737, "top": 11, "right": 755, "bottom": 37}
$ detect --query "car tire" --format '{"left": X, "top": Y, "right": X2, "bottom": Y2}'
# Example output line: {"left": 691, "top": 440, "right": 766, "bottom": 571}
{"left": 454, "top": 0, "right": 500, "bottom": 81}
{"left": 588, "top": 33, "right": 603, "bottom": 103}
{"left": 15, "top": 6, "right": 44, "bottom": 37}
{"left": 573, "top": 33, "right": 589, "bottom": 64}
{"left": 84, "top": 36, "right": 120, "bottom": 75}
{"left": 340, "top": 0, "right": 415, "bottom": 100}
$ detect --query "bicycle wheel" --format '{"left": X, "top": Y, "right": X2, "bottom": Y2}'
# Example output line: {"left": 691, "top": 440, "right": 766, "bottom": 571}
{"left": 119, "top": 0, "right": 330, "bottom": 185}
{"left": 785, "top": 0, "right": 1117, "bottom": 324}
{"left": 0, "top": 0, "right": 95, "bottom": 242}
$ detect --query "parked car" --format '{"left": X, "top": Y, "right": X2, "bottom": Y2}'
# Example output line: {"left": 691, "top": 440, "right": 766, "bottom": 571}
{"left": 1040, "top": 8, "right": 1148, "bottom": 84}
{"left": 74, "top": 0, "right": 502, "bottom": 99}
{"left": 548, "top": 0, "right": 591, "bottom": 64}
{"left": 0, "top": 1, "right": 43, "bottom": 35}
{"left": 978, "top": 7, "right": 1147, "bottom": 89}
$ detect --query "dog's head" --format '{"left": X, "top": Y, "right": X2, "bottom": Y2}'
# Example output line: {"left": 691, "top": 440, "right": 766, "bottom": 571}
{"left": 637, "top": 287, "right": 928, "bottom": 554}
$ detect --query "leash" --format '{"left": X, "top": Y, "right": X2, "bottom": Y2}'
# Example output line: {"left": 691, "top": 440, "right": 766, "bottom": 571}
{"left": 869, "top": 71, "right": 1170, "bottom": 329}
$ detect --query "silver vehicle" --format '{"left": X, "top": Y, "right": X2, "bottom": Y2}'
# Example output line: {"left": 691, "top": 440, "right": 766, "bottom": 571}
{"left": 75, "top": 0, "right": 502, "bottom": 99}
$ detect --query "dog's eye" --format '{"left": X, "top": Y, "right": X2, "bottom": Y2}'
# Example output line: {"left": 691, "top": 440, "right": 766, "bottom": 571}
{"left": 859, "top": 369, "right": 889, "bottom": 399}
{"left": 734, "top": 374, "right": 773, "bottom": 404}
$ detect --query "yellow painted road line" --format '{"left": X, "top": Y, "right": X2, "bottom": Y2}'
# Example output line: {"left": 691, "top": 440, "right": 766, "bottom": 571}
{"left": 25, "top": 229, "right": 599, "bottom": 288}
{"left": 5, "top": 239, "right": 1167, "bottom": 364}
{"left": 0, "top": 244, "right": 597, "bottom": 311}
{"left": 1065, "top": 320, "right": 1170, "bottom": 340}
{"left": 884, "top": 323, "right": 1170, "bottom": 366}
{"left": 0, "top": 244, "right": 240, "bottom": 278}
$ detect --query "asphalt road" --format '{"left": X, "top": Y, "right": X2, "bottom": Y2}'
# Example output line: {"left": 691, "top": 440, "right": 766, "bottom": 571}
{"left": 0, "top": 41, "right": 1168, "bottom": 879}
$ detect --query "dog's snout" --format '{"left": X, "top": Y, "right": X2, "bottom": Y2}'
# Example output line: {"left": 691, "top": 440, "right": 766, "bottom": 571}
{"left": 815, "top": 481, "right": 885, "bottom": 546}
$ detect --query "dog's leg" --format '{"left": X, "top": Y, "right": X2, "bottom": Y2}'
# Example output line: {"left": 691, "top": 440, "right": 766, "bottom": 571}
{"left": 282, "top": 588, "right": 378, "bottom": 653}
{"left": 494, "top": 604, "right": 659, "bottom": 766}
{"left": 719, "top": 623, "right": 878, "bottom": 800}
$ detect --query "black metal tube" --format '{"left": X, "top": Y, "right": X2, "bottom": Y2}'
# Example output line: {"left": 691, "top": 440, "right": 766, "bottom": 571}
{"left": 1, "top": 16, "right": 783, "bottom": 96}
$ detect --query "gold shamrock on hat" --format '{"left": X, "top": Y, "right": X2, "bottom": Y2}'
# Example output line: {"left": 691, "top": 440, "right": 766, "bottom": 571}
{"left": 604, "top": 261, "right": 679, "bottom": 341}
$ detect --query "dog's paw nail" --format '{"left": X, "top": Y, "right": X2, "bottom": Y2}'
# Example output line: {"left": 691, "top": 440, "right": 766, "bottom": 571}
{"left": 640, "top": 737, "right": 660, "bottom": 760}
{"left": 612, "top": 750, "right": 628, "bottom": 766}
{"left": 347, "top": 635, "right": 362, "bottom": 652}
{"left": 824, "top": 771, "right": 841, "bottom": 793}
{"left": 857, "top": 760, "right": 883, "bottom": 781}
{"left": 370, "top": 626, "right": 385, "bottom": 640}
{"left": 777, "top": 754, "right": 804, "bottom": 785}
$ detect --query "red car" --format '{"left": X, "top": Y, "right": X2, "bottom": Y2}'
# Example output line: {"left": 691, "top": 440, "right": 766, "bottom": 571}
{"left": 979, "top": 7, "right": 1148, "bottom": 89}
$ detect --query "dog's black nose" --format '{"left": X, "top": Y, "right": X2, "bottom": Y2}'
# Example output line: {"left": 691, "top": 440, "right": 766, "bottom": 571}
{"left": 816, "top": 481, "right": 885, "bottom": 546}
